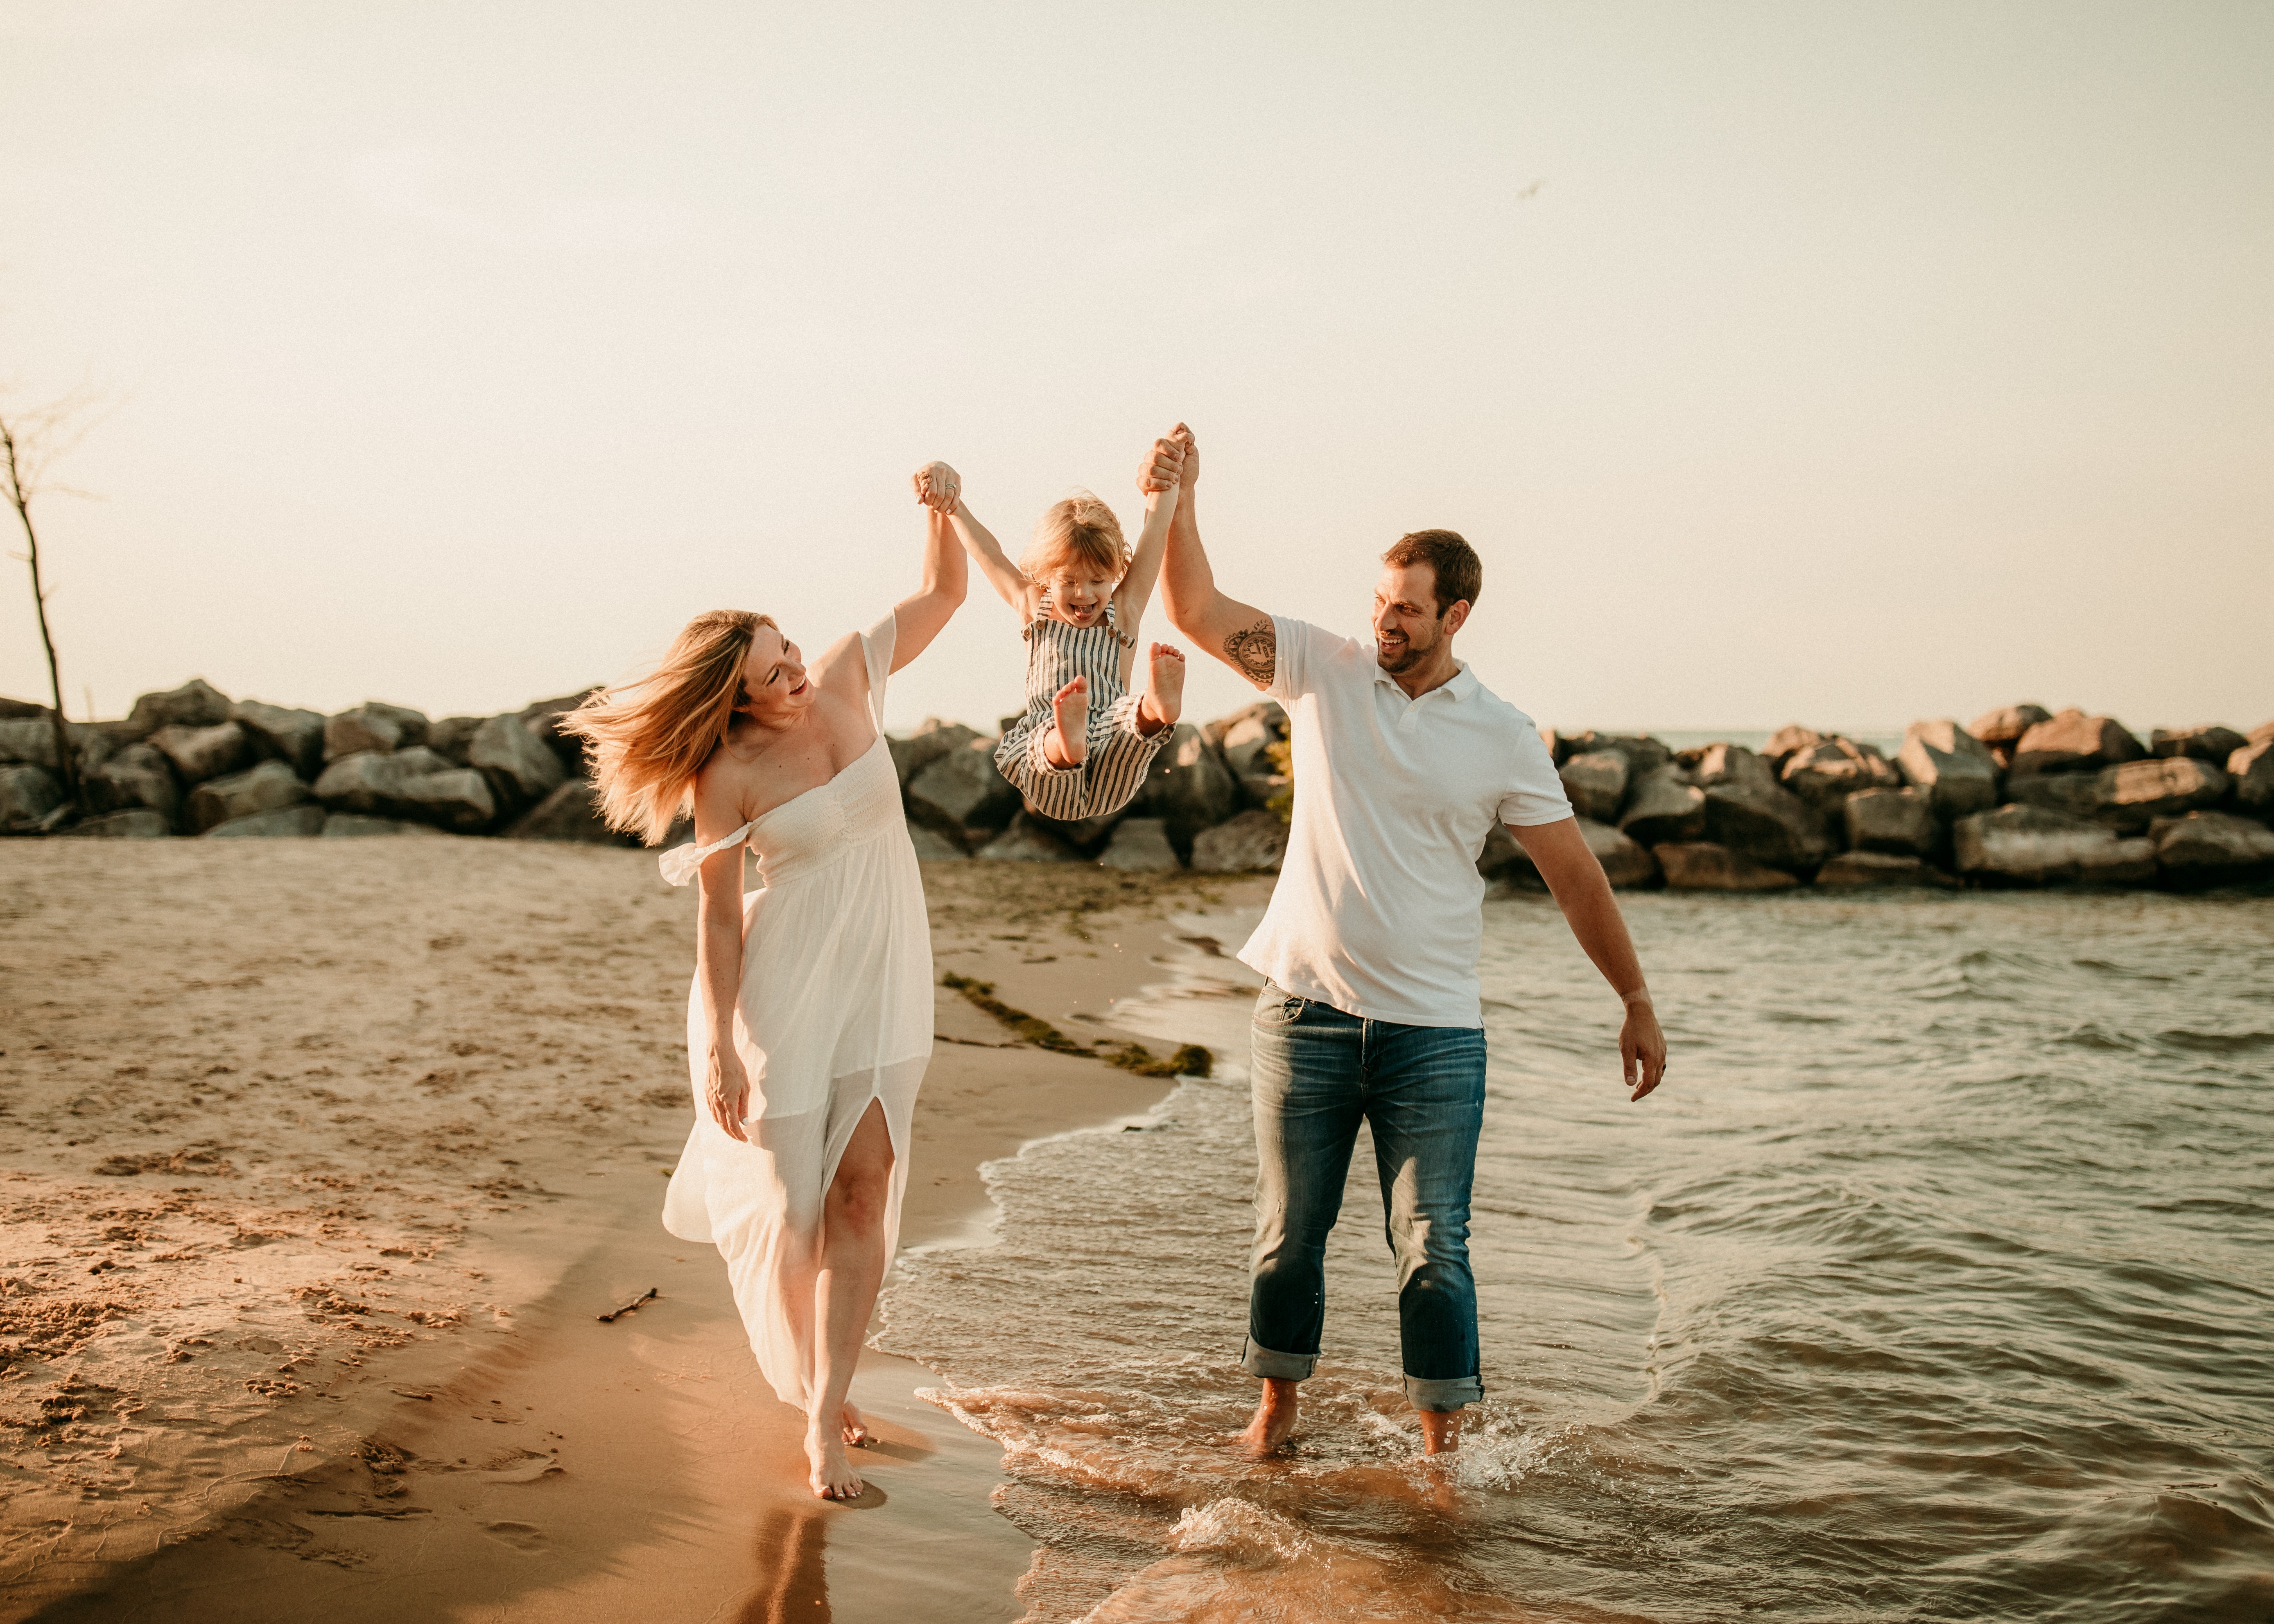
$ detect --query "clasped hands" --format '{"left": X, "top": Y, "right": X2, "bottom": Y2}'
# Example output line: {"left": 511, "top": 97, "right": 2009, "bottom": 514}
{"left": 910, "top": 424, "right": 1195, "bottom": 516}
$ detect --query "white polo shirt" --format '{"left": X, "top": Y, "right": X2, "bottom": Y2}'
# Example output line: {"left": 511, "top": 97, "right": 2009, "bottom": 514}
{"left": 1237, "top": 616, "right": 1572, "bottom": 1028}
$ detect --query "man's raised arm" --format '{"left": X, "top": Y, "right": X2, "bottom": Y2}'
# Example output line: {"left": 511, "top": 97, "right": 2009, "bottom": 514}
{"left": 1148, "top": 425, "right": 1278, "bottom": 692}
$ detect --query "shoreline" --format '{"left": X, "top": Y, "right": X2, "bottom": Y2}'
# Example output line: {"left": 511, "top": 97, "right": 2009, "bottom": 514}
{"left": 0, "top": 840, "right": 1272, "bottom": 1622}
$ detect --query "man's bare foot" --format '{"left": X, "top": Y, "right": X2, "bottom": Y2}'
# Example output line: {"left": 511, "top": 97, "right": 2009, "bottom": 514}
{"left": 841, "top": 1402, "right": 869, "bottom": 1447}
{"left": 1137, "top": 644, "right": 1185, "bottom": 735}
{"left": 1236, "top": 1378, "right": 1300, "bottom": 1457}
{"left": 1417, "top": 1407, "right": 1460, "bottom": 1456}
{"left": 1044, "top": 677, "right": 1089, "bottom": 768}
{"left": 807, "top": 1422, "right": 864, "bottom": 1500}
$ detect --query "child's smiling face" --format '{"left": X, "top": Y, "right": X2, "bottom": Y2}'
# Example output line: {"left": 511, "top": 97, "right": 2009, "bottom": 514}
{"left": 1042, "top": 567, "right": 1119, "bottom": 626}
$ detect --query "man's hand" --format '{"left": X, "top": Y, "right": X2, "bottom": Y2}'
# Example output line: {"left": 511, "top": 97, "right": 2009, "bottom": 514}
{"left": 1173, "top": 422, "right": 1198, "bottom": 487}
{"left": 1621, "top": 1001, "right": 1667, "bottom": 1101}
{"left": 1137, "top": 434, "right": 1182, "bottom": 495}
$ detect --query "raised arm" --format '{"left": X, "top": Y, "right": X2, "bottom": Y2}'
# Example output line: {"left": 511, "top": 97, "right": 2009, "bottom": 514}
{"left": 1509, "top": 818, "right": 1669, "bottom": 1101}
{"left": 1154, "top": 425, "right": 1277, "bottom": 690}
{"left": 1110, "top": 438, "right": 1183, "bottom": 626}
{"left": 886, "top": 503, "right": 967, "bottom": 673}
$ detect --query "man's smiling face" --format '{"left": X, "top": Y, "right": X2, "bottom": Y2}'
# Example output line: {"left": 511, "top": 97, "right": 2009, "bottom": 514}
{"left": 1372, "top": 562, "right": 1451, "bottom": 674}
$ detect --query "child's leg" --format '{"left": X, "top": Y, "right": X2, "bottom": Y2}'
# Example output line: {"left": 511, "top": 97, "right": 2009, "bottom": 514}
{"left": 1080, "top": 690, "right": 1177, "bottom": 820}
{"left": 1043, "top": 677, "right": 1089, "bottom": 768}
{"left": 995, "top": 719, "right": 1088, "bottom": 822}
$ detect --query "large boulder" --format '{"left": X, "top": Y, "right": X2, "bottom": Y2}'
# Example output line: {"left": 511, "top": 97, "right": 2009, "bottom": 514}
{"left": 1558, "top": 750, "right": 1630, "bottom": 824}
{"left": 425, "top": 715, "right": 484, "bottom": 766}
{"left": 976, "top": 811, "right": 1080, "bottom": 862}
{"left": 1762, "top": 725, "right": 1826, "bottom": 770}
{"left": 1844, "top": 787, "right": 1937, "bottom": 856}
{"left": 1655, "top": 842, "right": 1800, "bottom": 892}
{"left": 149, "top": 721, "right": 251, "bottom": 786}
{"left": 1490, "top": 818, "right": 1659, "bottom": 890}
{"left": 2150, "top": 811, "right": 2274, "bottom": 882}
{"left": 1781, "top": 737, "right": 1902, "bottom": 817}
{"left": 2093, "top": 758, "right": 2229, "bottom": 832}
{"left": 122, "top": 679, "right": 232, "bottom": 741}
{"left": 2007, "top": 772, "right": 2105, "bottom": 820}
{"left": 0, "top": 716, "right": 63, "bottom": 770}
{"left": 2226, "top": 740, "right": 2274, "bottom": 814}
{"left": 2011, "top": 709, "right": 2145, "bottom": 776}
{"left": 506, "top": 779, "right": 636, "bottom": 845}
{"left": 1968, "top": 704, "right": 2052, "bottom": 765}
{"left": 470, "top": 713, "right": 567, "bottom": 806}
{"left": 1217, "top": 704, "right": 1291, "bottom": 809}
{"left": 186, "top": 759, "right": 314, "bottom": 833}
{"left": 2151, "top": 725, "right": 2246, "bottom": 763}
{"left": 1191, "top": 808, "right": 1289, "bottom": 874}
{"left": 1898, "top": 720, "right": 2002, "bottom": 818}
{"left": 0, "top": 696, "right": 49, "bottom": 719}
{"left": 906, "top": 737, "right": 1018, "bottom": 847}
{"left": 229, "top": 700, "right": 326, "bottom": 778}
{"left": 1953, "top": 806, "right": 2155, "bottom": 886}
{"left": 519, "top": 690, "right": 601, "bottom": 777}
{"left": 1096, "top": 816, "right": 1180, "bottom": 871}
{"left": 86, "top": 743, "right": 181, "bottom": 825}
{"left": 1137, "top": 724, "right": 1239, "bottom": 854}
{"left": 889, "top": 718, "right": 979, "bottom": 792}
{"left": 204, "top": 804, "right": 326, "bottom": 838}
{"left": 1619, "top": 765, "right": 1707, "bottom": 846}
{"left": 1816, "top": 852, "right": 1960, "bottom": 889}
{"left": 903, "top": 821, "right": 965, "bottom": 861}
{"left": 313, "top": 747, "right": 494, "bottom": 831}
{"left": 1693, "top": 744, "right": 1830, "bottom": 871}
{"left": 324, "top": 702, "right": 430, "bottom": 761}
{"left": 60, "top": 809, "right": 171, "bottom": 838}
{"left": 0, "top": 764, "right": 64, "bottom": 833}
{"left": 1561, "top": 732, "right": 1671, "bottom": 776}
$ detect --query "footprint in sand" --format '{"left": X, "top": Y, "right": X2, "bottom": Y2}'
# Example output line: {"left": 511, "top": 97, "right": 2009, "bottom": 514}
{"left": 481, "top": 1521, "right": 547, "bottom": 1551}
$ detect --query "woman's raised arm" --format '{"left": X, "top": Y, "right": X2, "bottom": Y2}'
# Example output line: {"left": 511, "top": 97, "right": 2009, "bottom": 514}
{"left": 888, "top": 504, "right": 968, "bottom": 674}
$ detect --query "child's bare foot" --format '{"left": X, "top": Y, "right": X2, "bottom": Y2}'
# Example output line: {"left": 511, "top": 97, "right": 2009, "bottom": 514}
{"left": 1137, "top": 644, "right": 1185, "bottom": 735}
{"left": 1044, "top": 677, "right": 1089, "bottom": 768}
{"left": 842, "top": 1403, "right": 869, "bottom": 1447}
{"left": 807, "top": 1421, "right": 865, "bottom": 1500}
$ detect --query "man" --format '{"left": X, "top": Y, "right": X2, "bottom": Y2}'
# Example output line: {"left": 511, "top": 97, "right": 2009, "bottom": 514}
{"left": 1147, "top": 426, "right": 1668, "bottom": 1458}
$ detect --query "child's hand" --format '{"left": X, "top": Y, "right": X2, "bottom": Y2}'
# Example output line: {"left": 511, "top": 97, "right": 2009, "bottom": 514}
{"left": 913, "top": 461, "right": 961, "bottom": 513}
{"left": 1136, "top": 436, "right": 1184, "bottom": 495}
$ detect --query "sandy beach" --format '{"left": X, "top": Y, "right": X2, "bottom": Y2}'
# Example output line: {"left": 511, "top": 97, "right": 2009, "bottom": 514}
{"left": 0, "top": 841, "right": 1268, "bottom": 1622}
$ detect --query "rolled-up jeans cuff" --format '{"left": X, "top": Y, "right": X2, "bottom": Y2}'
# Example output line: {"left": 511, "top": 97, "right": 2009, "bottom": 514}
{"left": 1240, "top": 1338, "right": 1316, "bottom": 1382}
{"left": 1405, "top": 1373, "right": 1483, "bottom": 1412}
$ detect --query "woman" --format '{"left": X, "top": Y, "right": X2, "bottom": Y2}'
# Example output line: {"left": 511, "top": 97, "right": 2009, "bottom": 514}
{"left": 562, "top": 494, "right": 964, "bottom": 1500}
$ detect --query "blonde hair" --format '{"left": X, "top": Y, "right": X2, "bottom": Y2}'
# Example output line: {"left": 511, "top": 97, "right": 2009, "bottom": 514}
{"left": 559, "top": 609, "right": 775, "bottom": 845}
{"left": 1019, "top": 492, "right": 1127, "bottom": 583}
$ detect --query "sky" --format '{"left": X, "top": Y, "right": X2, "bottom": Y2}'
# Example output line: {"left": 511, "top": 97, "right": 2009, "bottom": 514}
{"left": 3, "top": 0, "right": 2269, "bottom": 739}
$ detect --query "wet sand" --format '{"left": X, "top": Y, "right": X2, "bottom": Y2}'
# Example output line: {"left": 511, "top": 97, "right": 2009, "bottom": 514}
{"left": 0, "top": 841, "right": 1270, "bottom": 1622}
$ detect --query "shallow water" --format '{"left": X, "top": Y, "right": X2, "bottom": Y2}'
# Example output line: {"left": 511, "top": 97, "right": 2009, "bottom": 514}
{"left": 879, "top": 891, "right": 2274, "bottom": 1622}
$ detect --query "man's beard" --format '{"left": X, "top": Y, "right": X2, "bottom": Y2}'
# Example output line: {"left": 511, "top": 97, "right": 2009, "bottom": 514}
{"left": 1375, "top": 624, "right": 1438, "bottom": 673}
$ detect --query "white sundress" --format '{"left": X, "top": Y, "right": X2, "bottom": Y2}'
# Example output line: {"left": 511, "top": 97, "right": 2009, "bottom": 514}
{"left": 656, "top": 611, "right": 932, "bottom": 1412}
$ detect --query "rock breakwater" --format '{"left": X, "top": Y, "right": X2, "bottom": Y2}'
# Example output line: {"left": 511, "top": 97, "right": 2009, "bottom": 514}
{"left": 4, "top": 684, "right": 2268, "bottom": 891}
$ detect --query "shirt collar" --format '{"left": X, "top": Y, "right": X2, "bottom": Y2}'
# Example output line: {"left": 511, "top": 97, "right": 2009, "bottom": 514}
{"left": 1372, "top": 652, "right": 1477, "bottom": 702}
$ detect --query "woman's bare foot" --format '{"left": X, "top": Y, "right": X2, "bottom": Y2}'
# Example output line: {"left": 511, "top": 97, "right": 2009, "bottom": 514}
{"left": 1043, "top": 677, "right": 1089, "bottom": 768}
{"left": 1236, "top": 1378, "right": 1299, "bottom": 1457}
{"left": 807, "top": 1422, "right": 865, "bottom": 1500}
{"left": 1137, "top": 644, "right": 1185, "bottom": 735}
{"left": 841, "top": 1402, "right": 869, "bottom": 1447}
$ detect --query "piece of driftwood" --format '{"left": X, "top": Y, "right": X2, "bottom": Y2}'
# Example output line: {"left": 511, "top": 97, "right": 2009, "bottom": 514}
{"left": 597, "top": 1287, "right": 658, "bottom": 1324}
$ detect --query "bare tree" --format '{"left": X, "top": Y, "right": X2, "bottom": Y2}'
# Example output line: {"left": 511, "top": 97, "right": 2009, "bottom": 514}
{"left": 0, "top": 400, "right": 95, "bottom": 815}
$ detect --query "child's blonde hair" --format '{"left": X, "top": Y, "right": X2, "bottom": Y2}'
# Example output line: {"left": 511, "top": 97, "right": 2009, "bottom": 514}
{"left": 558, "top": 609, "right": 775, "bottom": 845}
{"left": 1019, "top": 492, "right": 1127, "bottom": 582}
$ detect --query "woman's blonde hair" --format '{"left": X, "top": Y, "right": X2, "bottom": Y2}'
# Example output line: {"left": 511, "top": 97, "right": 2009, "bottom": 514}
{"left": 558, "top": 609, "right": 775, "bottom": 845}
{"left": 1019, "top": 492, "right": 1127, "bottom": 583}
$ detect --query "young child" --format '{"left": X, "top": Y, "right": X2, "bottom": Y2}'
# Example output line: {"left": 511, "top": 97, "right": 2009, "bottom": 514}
{"left": 914, "top": 440, "right": 1186, "bottom": 823}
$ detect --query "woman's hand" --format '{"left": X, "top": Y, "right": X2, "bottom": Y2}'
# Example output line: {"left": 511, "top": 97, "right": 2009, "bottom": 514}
{"left": 913, "top": 461, "right": 961, "bottom": 513}
{"left": 705, "top": 1040, "right": 753, "bottom": 1142}
{"left": 1136, "top": 435, "right": 1184, "bottom": 495}
{"left": 1173, "top": 422, "right": 1198, "bottom": 488}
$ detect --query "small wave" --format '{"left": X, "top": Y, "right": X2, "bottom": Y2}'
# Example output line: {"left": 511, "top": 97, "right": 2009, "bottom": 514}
{"left": 2158, "top": 1029, "right": 2274, "bottom": 1053}
{"left": 1168, "top": 1498, "right": 1315, "bottom": 1561}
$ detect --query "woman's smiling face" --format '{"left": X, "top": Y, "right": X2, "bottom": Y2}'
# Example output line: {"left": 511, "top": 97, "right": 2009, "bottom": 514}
{"left": 736, "top": 623, "right": 814, "bottom": 723}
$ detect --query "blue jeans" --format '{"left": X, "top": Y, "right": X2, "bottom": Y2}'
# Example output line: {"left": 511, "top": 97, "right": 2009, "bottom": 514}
{"left": 1242, "top": 983, "right": 1488, "bottom": 1411}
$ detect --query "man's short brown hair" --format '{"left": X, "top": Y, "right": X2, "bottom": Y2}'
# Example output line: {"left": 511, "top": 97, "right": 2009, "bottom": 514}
{"left": 1382, "top": 529, "right": 1481, "bottom": 615}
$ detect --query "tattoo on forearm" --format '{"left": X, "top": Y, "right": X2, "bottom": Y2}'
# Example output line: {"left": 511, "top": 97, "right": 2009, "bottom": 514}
{"left": 1225, "top": 617, "right": 1276, "bottom": 687}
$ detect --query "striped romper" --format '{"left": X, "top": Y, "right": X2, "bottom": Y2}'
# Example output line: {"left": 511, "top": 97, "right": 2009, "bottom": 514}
{"left": 995, "top": 594, "right": 1169, "bottom": 822}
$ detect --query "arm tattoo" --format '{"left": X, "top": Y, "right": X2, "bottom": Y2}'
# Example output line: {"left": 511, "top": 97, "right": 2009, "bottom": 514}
{"left": 1224, "top": 617, "right": 1276, "bottom": 688}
